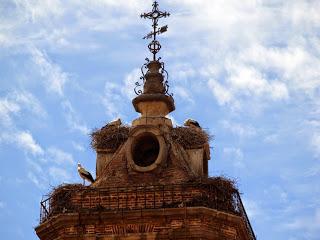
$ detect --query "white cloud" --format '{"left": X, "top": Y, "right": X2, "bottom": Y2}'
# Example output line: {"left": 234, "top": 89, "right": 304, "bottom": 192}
{"left": 15, "top": 131, "right": 43, "bottom": 155}
{"left": 0, "top": 0, "right": 147, "bottom": 50}
{"left": 311, "top": 134, "right": 320, "bottom": 157}
{"left": 238, "top": 44, "right": 320, "bottom": 96}
{"left": 102, "top": 82, "right": 124, "bottom": 119}
{"left": 284, "top": 208, "right": 320, "bottom": 237}
{"left": 0, "top": 201, "right": 5, "bottom": 209}
{"left": 0, "top": 91, "right": 46, "bottom": 128}
{"left": 0, "top": 98, "right": 20, "bottom": 126}
{"left": 27, "top": 171, "right": 45, "bottom": 189}
{"left": 47, "top": 147, "right": 74, "bottom": 166}
{"left": 221, "top": 120, "right": 256, "bottom": 138}
{"left": 264, "top": 134, "right": 279, "bottom": 144}
{"left": 25, "top": 146, "right": 75, "bottom": 188}
{"left": 169, "top": 63, "right": 196, "bottom": 84}
{"left": 48, "top": 166, "right": 71, "bottom": 182}
{"left": 11, "top": 91, "right": 47, "bottom": 118}
{"left": 166, "top": 0, "right": 319, "bottom": 114}
{"left": 30, "top": 47, "right": 68, "bottom": 96}
{"left": 206, "top": 63, "right": 289, "bottom": 109}
{"left": 208, "top": 79, "right": 235, "bottom": 107}
{"left": 14, "top": 0, "right": 65, "bottom": 23}
{"left": 223, "top": 147, "right": 244, "bottom": 169}
{"left": 242, "top": 198, "right": 262, "bottom": 220}
{"left": 62, "top": 100, "right": 89, "bottom": 135}
{"left": 122, "top": 68, "right": 140, "bottom": 100}
{"left": 173, "top": 86, "right": 194, "bottom": 104}
{"left": 264, "top": 185, "right": 288, "bottom": 203}
{"left": 71, "top": 141, "right": 85, "bottom": 152}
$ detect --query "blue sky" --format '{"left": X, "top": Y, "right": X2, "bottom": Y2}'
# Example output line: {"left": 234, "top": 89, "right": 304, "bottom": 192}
{"left": 0, "top": 0, "right": 320, "bottom": 239}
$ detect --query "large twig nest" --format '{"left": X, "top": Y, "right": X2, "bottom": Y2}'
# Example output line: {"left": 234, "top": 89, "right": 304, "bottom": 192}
{"left": 171, "top": 127, "right": 211, "bottom": 148}
{"left": 90, "top": 125, "right": 130, "bottom": 150}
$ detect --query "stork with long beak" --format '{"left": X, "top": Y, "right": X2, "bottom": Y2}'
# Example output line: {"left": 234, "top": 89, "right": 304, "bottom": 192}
{"left": 77, "top": 163, "right": 95, "bottom": 185}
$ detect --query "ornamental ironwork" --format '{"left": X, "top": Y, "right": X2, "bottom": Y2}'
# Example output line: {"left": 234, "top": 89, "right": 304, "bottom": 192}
{"left": 134, "top": 1, "right": 172, "bottom": 97}
{"left": 141, "top": 1, "right": 170, "bottom": 61}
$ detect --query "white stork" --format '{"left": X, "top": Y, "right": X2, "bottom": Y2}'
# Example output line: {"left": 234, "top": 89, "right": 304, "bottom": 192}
{"left": 184, "top": 119, "right": 201, "bottom": 128}
{"left": 107, "top": 118, "right": 122, "bottom": 127}
{"left": 77, "top": 163, "right": 95, "bottom": 185}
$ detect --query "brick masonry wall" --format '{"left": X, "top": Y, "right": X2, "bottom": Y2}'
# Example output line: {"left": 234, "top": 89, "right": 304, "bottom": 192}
{"left": 36, "top": 208, "right": 249, "bottom": 240}
{"left": 50, "top": 184, "right": 238, "bottom": 216}
{"left": 51, "top": 186, "right": 204, "bottom": 213}
{"left": 93, "top": 137, "right": 201, "bottom": 188}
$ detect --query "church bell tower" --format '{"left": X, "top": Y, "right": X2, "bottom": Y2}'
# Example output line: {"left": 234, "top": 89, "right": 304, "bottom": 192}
{"left": 35, "top": 2, "right": 256, "bottom": 239}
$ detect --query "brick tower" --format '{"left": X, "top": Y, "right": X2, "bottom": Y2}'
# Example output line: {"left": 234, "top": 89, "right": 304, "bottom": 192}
{"left": 35, "top": 2, "right": 256, "bottom": 239}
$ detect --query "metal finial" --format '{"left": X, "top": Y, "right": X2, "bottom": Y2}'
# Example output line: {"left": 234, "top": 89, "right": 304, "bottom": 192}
{"left": 134, "top": 1, "right": 173, "bottom": 97}
{"left": 141, "top": 1, "right": 170, "bottom": 61}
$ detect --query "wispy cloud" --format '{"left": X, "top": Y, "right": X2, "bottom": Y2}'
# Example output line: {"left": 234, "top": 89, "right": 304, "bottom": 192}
{"left": 311, "top": 135, "right": 320, "bottom": 157}
{"left": 15, "top": 131, "right": 44, "bottom": 155}
{"left": 71, "top": 141, "right": 85, "bottom": 152}
{"left": 26, "top": 146, "right": 76, "bottom": 188}
{"left": 221, "top": 120, "right": 256, "bottom": 138}
{"left": 0, "top": 98, "right": 20, "bottom": 126}
{"left": 122, "top": 68, "right": 140, "bottom": 100}
{"left": 11, "top": 91, "right": 47, "bottom": 118}
{"left": 284, "top": 208, "right": 320, "bottom": 239}
{"left": 46, "top": 147, "right": 74, "bottom": 166}
{"left": 30, "top": 47, "right": 68, "bottom": 96}
{"left": 48, "top": 166, "right": 72, "bottom": 182}
{"left": 0, "top": 90, "right": 46, "bottom": 127}
{"left": 223, "top": 147, "right": 245, "bottom": 169}
{"left": 242, "top": 198, "right": 262, "bottom": 220}
{"left": 102, "top": 82, "right": 125, "bottom": 119}
{"left": 62, "top": 100, "right": 90, "bottom": 135}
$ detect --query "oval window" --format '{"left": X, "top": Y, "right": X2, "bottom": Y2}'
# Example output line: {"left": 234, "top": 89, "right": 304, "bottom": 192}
{"left": 132, "top": 133, "right": 160, "bottom": 167}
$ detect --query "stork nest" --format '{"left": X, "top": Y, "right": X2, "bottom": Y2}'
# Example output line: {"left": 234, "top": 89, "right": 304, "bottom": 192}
{"left": 49, "top": 184, "right": 86, "bottom": 215}
{"left": 182, "top": 176, "right": 238, "bottom": 213}
{"left": 90, "top": 125, "right": 211, "bottom": 150}
{"left": 171, "top": 127, "right": 211, "bottom": 148}
{"left": 46, "top": 177, "right": 238, "bottom": 218}
{"left": 90, "top": 125, "right": 130, "bottom": 150}
{"left": 195, "top": 176, "right": 237, "bottom": 193}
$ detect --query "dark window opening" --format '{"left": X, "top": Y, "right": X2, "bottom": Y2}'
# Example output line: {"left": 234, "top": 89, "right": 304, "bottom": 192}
{"left": 133, "top": 134, "right": 160, "bottom": 167}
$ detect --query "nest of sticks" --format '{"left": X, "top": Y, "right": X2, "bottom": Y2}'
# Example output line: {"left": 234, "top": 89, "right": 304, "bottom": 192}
{"left": 90, "top": 125, "right": 130, "bottom": 150}
{"left": 194, "top": 176, "right": 238, "bottom": 213}
{"left": 171, "top": 127, "right": 211, "bottom": 148}
{"left": 49, "top": 184, "right": 86, "bottom": 215}
{"left": 159, "top": 177, "right": 238, "bottom": 214}
{"left": 90, "top": 125, "right": 211, "bottom": 150}
{"left": 46, "top": 177, "right": 238, "bottom": 217}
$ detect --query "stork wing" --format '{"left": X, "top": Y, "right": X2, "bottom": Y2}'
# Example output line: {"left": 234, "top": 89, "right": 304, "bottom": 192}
{"left": 79, "top": 167, "right": 95, "bottom": 183}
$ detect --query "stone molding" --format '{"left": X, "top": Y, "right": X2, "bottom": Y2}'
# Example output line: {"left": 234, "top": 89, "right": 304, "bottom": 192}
{"left": 126, "top": 126, "right": 167, "bottom": 172}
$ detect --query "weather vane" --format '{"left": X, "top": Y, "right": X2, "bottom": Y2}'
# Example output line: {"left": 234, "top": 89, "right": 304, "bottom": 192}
{"left": 134, "top": 1, "right": 172, "bottom": 97}
{"left": 141, "top": 1, "right": 170, "bottom": 61}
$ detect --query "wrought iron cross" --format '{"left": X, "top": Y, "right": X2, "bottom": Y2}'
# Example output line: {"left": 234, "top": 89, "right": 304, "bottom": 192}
{"left": 141, "top": 1, "right": 170, "bottom": 61}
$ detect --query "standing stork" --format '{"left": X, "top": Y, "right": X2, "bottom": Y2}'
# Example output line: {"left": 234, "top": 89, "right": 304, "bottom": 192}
{"left": 184, "top": 119, "right": 201, "bottom": 128}
{"left": 77, "top": 163, "right": 95, "bottom": 185}
{"left": 107, "top": 118, "right": 122, "bottom": 127}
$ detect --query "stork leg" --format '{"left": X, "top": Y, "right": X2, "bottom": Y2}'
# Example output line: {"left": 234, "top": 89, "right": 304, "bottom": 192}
{"left": 83, "top": 178, "right": 85, "bottom": 186}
